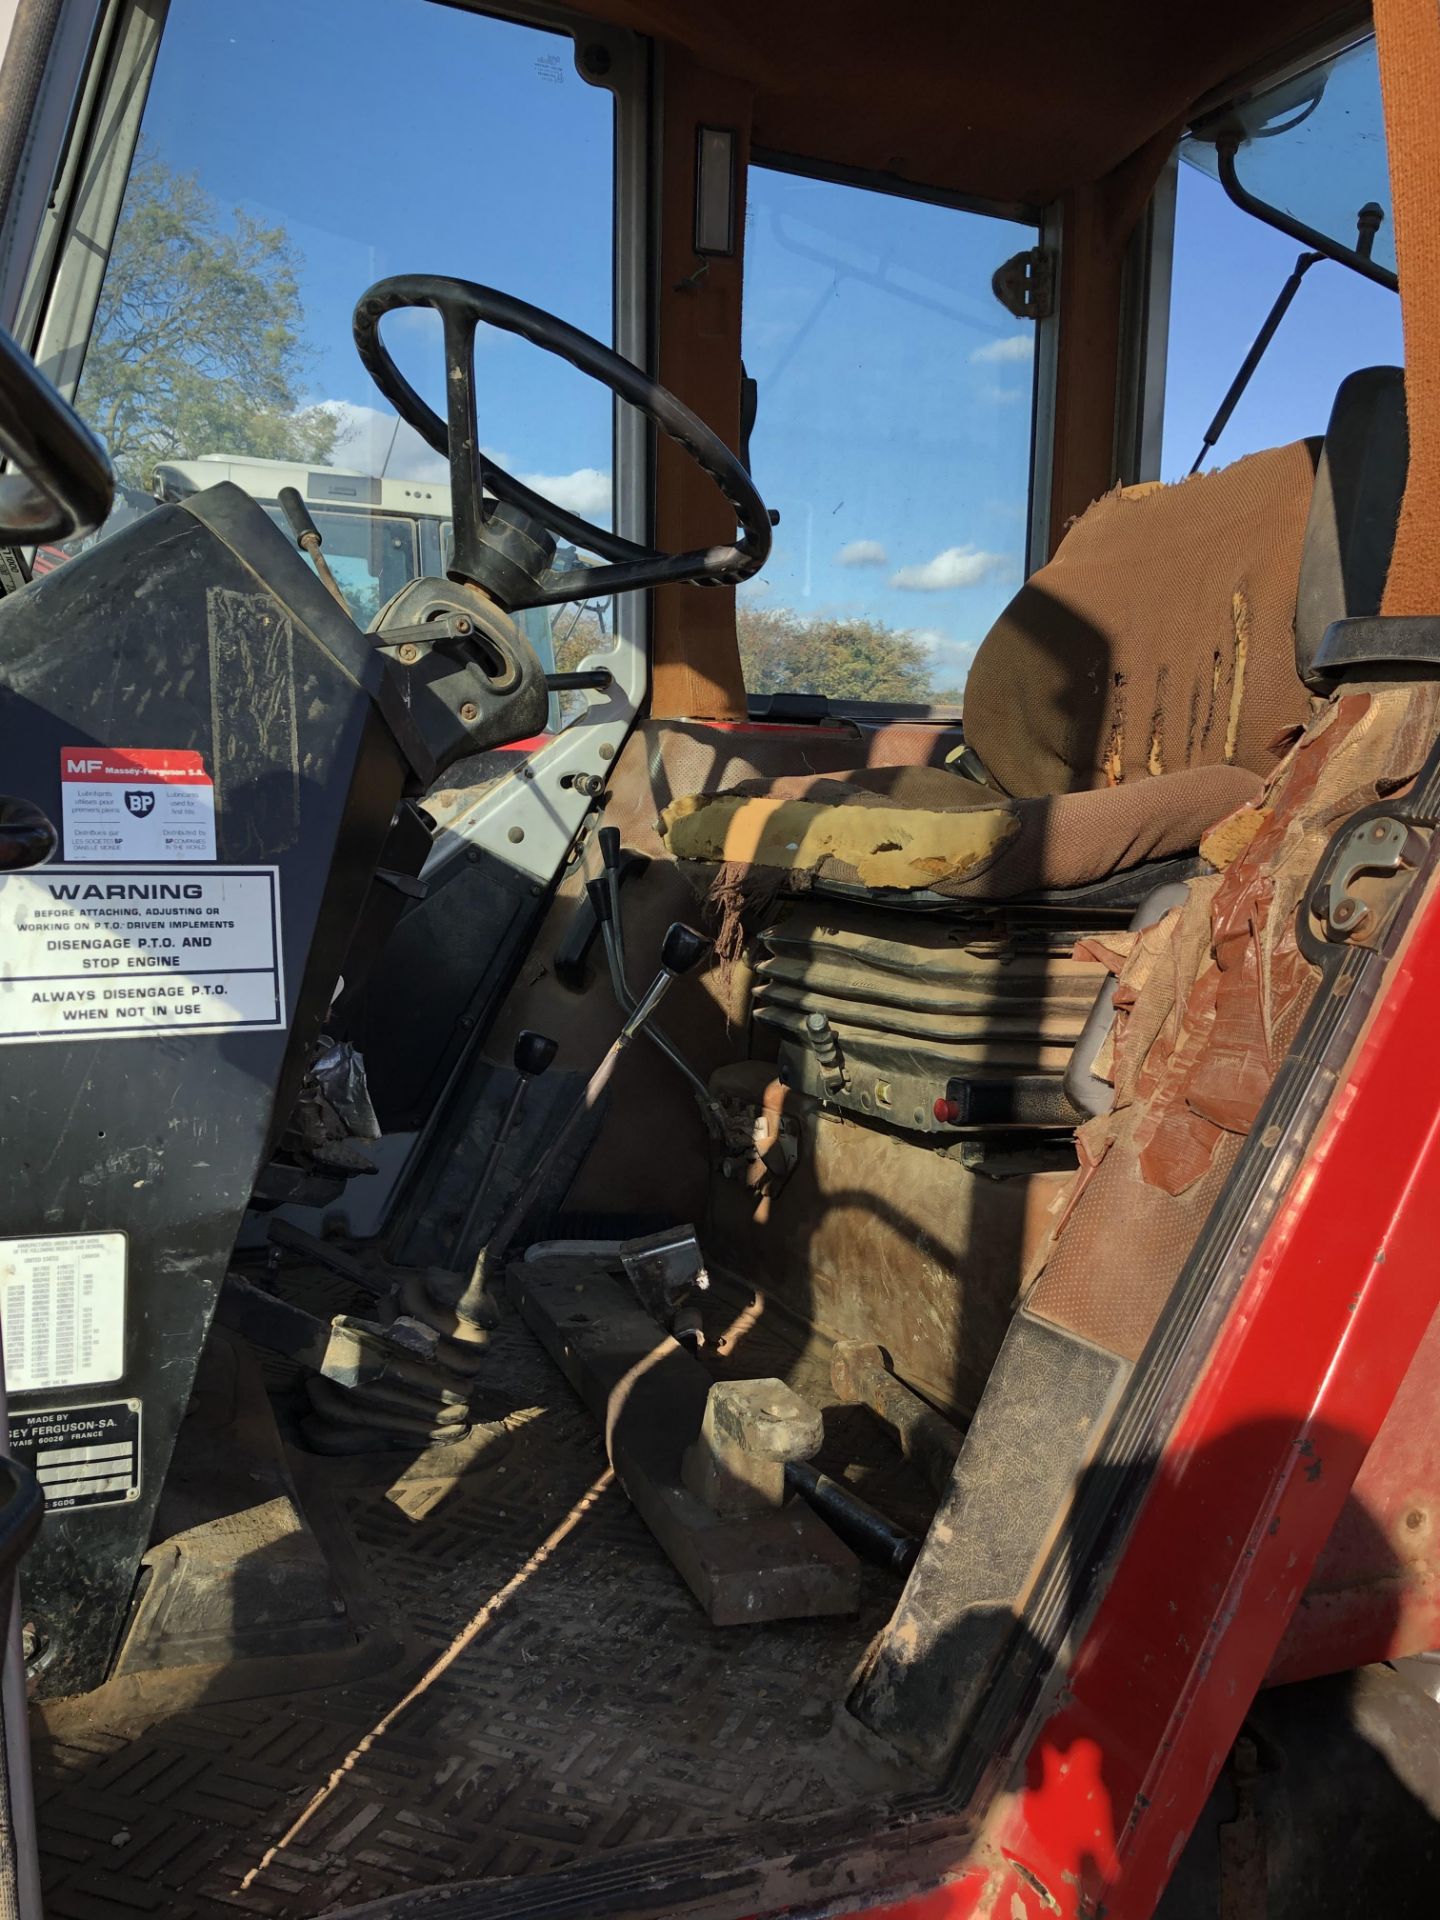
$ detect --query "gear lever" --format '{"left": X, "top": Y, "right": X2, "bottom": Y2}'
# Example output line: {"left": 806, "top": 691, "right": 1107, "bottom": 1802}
{"left": 453, "top": 922, "right": 712, "bottom": 1323}
{"left": 278, "top": 486, "right": 351, "bottom": 614}
{"left": 449, "top": 1028, "right": 558, "bottom": 1266}
{"left": 588, "top": 831, "right": 721, "bottom": 1126}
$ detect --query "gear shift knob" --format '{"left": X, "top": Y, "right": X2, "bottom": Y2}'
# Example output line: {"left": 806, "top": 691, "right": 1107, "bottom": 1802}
{"left": 513, "top": 1029, "right": 558, "bottom": 1078}
{"left": 598, "top": 825, "right": 622, "bottom": 873}
{"left": 660, "top": 923, "right": 710, "bottom": 976}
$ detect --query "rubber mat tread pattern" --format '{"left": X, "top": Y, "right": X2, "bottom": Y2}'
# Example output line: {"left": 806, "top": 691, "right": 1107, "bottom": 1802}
{"left": 33, "top": 1315, "right": 904, "bottom": 1917}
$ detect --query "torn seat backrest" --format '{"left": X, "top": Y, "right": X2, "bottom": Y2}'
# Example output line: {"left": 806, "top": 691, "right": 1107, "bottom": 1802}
{"left": 960, "top": 438, "right": 1323, "bottom": 798}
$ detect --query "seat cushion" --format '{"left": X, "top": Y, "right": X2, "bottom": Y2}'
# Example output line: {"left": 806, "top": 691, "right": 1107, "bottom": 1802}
{"left": 661, "top": 760, "right": 1262, "bottom": 900}
{"left": 961, "top": 439, "right": 1320, "bottom": 798}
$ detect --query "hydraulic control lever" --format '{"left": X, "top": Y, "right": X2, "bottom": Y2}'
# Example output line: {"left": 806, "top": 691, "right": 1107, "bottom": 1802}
{"left": 456, "top": 922, "right": 712, "bottom": 1321}
{"left": 280, "top": 935, "right": 708, "bottom": 1445}
{"left": 588, "top": 828, "right": 723, "bottom": 1128}
{"left": 277, "top": 486, "right": 351, "bottom": 614}
{"left": 448, "top": 1028, "right": 558, "bottom": 1266}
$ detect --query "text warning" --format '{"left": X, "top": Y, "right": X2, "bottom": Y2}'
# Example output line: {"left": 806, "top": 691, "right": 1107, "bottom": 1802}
{"left": 0, "top": 866, "right": 285, "bottom": 1043}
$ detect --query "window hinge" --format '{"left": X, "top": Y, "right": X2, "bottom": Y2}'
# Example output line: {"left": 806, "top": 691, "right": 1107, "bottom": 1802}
{"left": 992, "top": 246, "right": 1056, "bottom": 321}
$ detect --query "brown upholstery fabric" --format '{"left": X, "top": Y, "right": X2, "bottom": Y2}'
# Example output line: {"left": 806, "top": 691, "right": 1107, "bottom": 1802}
{"left": 662, "top": 759, "right": 1261, "bottom": 900}
{"left": 963, "top": 441, "right": 1321, "bottom": 799}
{"left": 1376, "top": 0, "right": 1440, "bottom": 618}
{"left": 1023, "top": 679, "right": 1440, "bottom": 1362}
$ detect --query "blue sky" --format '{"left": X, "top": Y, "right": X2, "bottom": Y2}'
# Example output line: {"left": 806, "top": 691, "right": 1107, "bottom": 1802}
{"left": 122, "top": 1, "right": 1403, "bottom": 695}
{"left": 131, "top": 0, "right": 616, "bottom": 512}
{"left": 1161, "top": 160, "right": 1402, "bottom": 479}
{"left": 742, "top": 153, "right": 1402, "bottom": 693}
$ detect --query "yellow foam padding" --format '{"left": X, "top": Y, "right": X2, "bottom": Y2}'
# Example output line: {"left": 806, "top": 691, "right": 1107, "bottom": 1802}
{"left": 661, "top": 792, "right": 1020, "bottom": 890}
{"left": 1199, "top": 803, "right": 1267, "bottom": 871}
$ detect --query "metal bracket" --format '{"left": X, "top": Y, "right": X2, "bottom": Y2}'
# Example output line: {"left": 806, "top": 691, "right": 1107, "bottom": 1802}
{"left": 992, "top": 247, "right": 1056, "bottom": 321}
{"left": 1315, "top": 812, "right": 1431, "bottom": 946}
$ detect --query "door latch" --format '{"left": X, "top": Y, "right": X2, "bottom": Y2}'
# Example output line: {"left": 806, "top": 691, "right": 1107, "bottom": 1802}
{"left": 1315, "top": 813, "right": 1430, "bottom": 944}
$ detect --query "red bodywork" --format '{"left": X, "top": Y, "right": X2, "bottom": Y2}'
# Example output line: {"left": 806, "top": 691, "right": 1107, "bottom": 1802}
{"left": 821, "top": 866, "right": 1440, "bottom": 1920}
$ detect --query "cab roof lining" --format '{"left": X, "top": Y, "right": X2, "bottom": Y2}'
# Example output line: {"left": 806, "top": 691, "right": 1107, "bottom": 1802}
{"left": 576, "top": 0, "right": 1370, "bottom": 205}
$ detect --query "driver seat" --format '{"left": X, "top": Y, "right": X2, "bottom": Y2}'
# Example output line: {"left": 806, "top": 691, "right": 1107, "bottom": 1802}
{"left": 661, "top": 369, "right": 1407, "bottom": 903}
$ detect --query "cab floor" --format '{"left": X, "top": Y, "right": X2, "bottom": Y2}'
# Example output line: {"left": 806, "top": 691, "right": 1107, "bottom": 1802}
{"left": 30, "top": 1282, "right": 920, "bottom": 1918}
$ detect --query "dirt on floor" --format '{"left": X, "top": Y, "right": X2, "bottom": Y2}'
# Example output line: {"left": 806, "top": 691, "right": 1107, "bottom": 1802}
{"left": 31, "top": 1263, "right": 928, "bottom": 1918}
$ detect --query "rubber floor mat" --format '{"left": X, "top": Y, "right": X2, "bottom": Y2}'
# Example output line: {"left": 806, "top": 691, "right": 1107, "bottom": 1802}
{"left": 31, "top": 1307, "right": 916, "bottom": 1917}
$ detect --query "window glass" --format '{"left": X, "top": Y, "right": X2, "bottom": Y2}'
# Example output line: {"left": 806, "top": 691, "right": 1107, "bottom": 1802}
{"left": 64, "top": 0, "right": 616, "bottom": 717}
{"left": 263, "top": 510, "right": 416, "bottom": 630}
{"left": 740, "top": 167, "right": 1038, "bottom": 707}
{"left": 1164, "top": 41, "right": 1403, "bottom": 479}
{"left": 1180, "top": 38, "right": 1394, "bottom": 278}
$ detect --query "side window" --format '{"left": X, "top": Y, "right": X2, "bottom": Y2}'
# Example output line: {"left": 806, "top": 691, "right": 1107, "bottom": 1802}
{"left": 740, "top": 166, "right": 1039, "bottom": 709}
{"left": 56, "top": 0, "right": 616, "bottom": 717}
{"left": 1163, "top": 38, "right": 1403, "bottom": 478}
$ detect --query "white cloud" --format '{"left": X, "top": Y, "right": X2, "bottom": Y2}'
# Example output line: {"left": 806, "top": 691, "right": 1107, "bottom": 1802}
{"left": 516, "top": 466, "right": 610, "bottom": 519}
{"left": 976, "top": 381, "right": 1026, "bottom": 407}
{"left": 970, "top": 334, "right": 1034, "bottom": 365}
{"left": 835, "top": 537, "right": 888, "bottom": 568}
{"left": 313, "top": 406, "right": 612, "bottom": 525}
{"left": 890, "top": 544, "right": 1012, "bottom": 591}
{"left": 324, "top": 401, "right": 450, "bottom": 482}
{"left": 909, "top": 627, "right": 981, "bottom": 681}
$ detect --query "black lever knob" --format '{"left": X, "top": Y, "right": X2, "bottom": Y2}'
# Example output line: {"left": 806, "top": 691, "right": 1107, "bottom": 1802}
{"left": 514, "top": 1030, "right": 558, "bottom": 1079}
{"left": 660, "top": 923, "right": 711, "bottom": 976}
{"left": 585, "top": 875, "right": 614, "bottom": 925}
{"left": 1356, "top": 199, "right": 1384, "bottom": 260}
{"left": 598, "top": 826, "right": 622, "bottom": 873}
{"left": 278, "top": 486, "right": 323, "bottom": 551}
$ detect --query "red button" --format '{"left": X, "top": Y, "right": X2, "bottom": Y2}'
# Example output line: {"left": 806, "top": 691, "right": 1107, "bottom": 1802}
{"left": 933, "top": 1097, "right": 961, "bottom": 1124}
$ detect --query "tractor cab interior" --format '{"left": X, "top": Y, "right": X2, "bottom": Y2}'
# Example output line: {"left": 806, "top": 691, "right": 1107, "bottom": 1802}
{"left": 0, "top": 2, "right": 1437, "bottom": 1917}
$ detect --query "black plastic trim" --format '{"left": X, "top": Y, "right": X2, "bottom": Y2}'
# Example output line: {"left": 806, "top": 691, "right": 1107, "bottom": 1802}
{"left": 1310, "top": 614, "right": 1440, "bottom": 686}
{"left": 814, "top": 852, "right": 1209, "bottom": 916}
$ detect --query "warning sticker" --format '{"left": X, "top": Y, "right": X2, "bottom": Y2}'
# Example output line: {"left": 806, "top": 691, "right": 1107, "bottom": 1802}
{"left": 0, "top": 865, "right": 285, "bottom": 1044}
{"left": 8, "top": 1400, "right": 140, "bottom": 1512}
{"left": 61, "top": 746, "right": 217, "bottom": 862}
{"left": 0, "top": 1231, "right": 125, "bottom": 1392}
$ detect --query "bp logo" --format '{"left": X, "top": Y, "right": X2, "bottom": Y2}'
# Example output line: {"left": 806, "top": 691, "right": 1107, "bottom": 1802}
{"left": 124, "top": 789, "right": 156, "bottom": 818}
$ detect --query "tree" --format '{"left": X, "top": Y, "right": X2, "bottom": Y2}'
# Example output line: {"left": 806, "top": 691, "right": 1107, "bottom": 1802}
{"left": 737, "top": 603, "right": 945, "bottom": 704}
{"left": 76, "top": 150, "right": 339, "bottom": 488}
{"left": 549, "top": 600, "right": 613, "bottom": 724}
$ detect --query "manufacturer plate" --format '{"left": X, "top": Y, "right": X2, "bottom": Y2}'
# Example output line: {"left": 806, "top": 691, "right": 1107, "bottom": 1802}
{"left": 9, "top": 1399, "right": 141, "bottom": 1511}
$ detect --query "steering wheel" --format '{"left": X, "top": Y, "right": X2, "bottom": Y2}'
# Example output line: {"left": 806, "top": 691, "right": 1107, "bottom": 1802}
{"left": 353, "top": 275, "right": 772, "bottom": 610}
